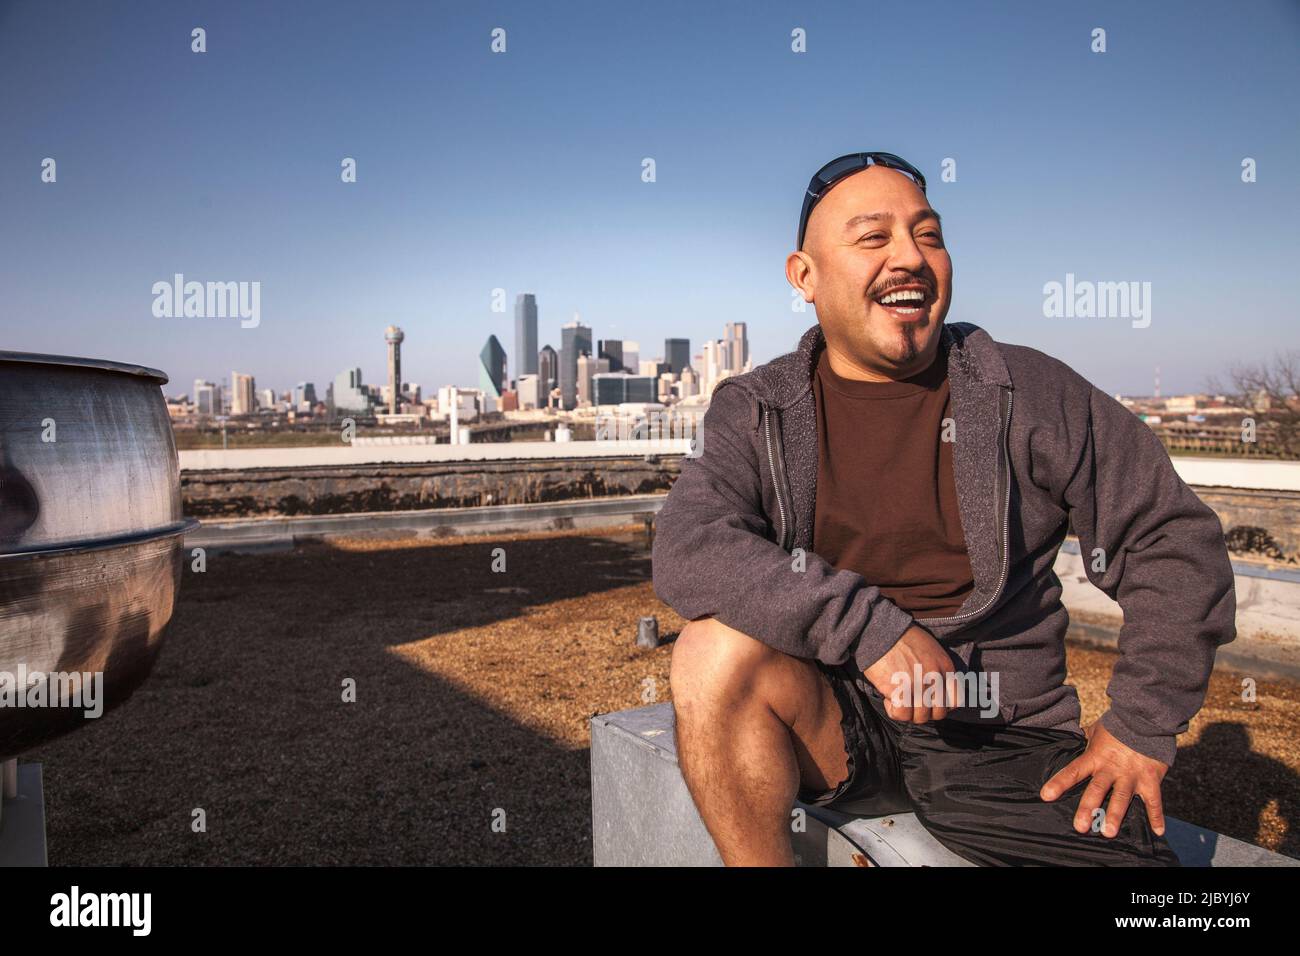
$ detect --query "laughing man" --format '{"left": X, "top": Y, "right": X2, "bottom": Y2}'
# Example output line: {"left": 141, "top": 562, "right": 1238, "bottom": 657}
{"left": 651, "top": 152, "right": 1237, "bottom": 866}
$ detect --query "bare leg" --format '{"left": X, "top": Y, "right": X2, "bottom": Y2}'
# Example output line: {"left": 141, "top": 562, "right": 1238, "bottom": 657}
{"left": 670, "top": 616, "right": 850, "bottom": 866}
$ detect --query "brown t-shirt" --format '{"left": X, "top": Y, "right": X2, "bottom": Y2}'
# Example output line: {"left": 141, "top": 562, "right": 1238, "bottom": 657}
{"left": 812, "top": 344, "right": 974, "bottom": 619}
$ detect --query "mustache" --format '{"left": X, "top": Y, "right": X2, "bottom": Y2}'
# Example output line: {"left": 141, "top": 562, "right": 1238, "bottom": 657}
{"left": 868, "top": 275, "right": 934, "bottom": 298}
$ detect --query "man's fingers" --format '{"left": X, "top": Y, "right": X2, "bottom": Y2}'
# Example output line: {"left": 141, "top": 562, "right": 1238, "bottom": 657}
{"left": 920, "top": 666, "right": 955, "bottom": 721}
{"left": 884, "top": 667, "right": 960, "bottom": 723}
{"left": 934, "top": 670, "right": 962, "bottom": 721}
{"left": 1040, "top": 754, "right": 1091, "bottom": 802}
{"left": 1102, "top": 781, "right": 1136, "bottom": 838}
{"left": 1074, "top": 773, "right": 1114, "bottom": 834}
{"left": 1139, "top": 781, "right": 1167, "bottom": 836}
{"left": 885, "top": 700, "right": 938, "bottom": 725}
{"left": 885, "top": 701, "right": 913, "bottom": 723}
{"left": 926, "top": 673, "right": 951, "bottom": 721}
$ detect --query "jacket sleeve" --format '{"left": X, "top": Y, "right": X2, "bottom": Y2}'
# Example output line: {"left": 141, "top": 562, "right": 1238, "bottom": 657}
{"left": 1059, "top": 381, "right": 1237, "bottom": 767}
{"left": 651, "top": 382, "right": 916, "bottom": 670}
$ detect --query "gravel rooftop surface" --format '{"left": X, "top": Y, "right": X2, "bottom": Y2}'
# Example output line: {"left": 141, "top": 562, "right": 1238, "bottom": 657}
{"left": 31, "top": 526, "right": 1300, "bottom": 864}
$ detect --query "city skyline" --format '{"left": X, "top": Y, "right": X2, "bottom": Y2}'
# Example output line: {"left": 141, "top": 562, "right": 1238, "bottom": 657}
{"left": 171, "top": 305, "right": 1240, "bottom": 409}
{"left": 177, "top": 312, "right": 734, "bottom": 412}
{"left": 2, "top": 1, "right": 1296, "bottom": 398}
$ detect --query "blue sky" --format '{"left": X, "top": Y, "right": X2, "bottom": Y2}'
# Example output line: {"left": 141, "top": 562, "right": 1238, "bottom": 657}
{"left": 1, "top": 0, "right": 1296, "bottom": 397}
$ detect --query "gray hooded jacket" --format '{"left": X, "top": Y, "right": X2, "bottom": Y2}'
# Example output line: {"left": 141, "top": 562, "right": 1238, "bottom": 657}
{"left": 651, "top": 321, "right": 1237, "bottom": 767}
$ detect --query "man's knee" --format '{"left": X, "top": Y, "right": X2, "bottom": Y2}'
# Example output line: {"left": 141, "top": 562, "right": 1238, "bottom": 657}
{"left": 670, "top": 616, "right": 801, "bottom": 713}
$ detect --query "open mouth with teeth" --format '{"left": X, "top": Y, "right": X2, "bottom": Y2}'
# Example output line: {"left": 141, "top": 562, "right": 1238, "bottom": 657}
{"left": 874, "top": 287, "right": 930, "bottom": 318}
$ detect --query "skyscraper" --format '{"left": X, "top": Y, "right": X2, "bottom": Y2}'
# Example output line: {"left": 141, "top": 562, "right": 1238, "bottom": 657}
{"left": 724, "top": 322, "right": 749, "bottom": 372}
{"left": 515, "top": 294, "right": 538, "bottom": 379}
{"left": 516, "top": 374, "right": 542, "bottom": 410}
{"left": 700, "top": 340, "right": 722, "bottom": 395}
{"left": 193, "top": 379, "right": 218, "bottom": 416}
{"left": 385, "top": 325, "right": 405, "bottom": 415}
{"left": 230, "top": 371, "right": 256, "bottom": 416}
{"left": 332, "top": 368, "right": 370, "bottom": 414}
{"left": 479, "top": 334, "right": 507, "bottom": 409}
{"left": 665, "top": 338, "right": 690, "bottom": 375}
{"left": 560, "top": 316, "right": 592, "bottom": 410}
{"left": 539, "top": 344, "right": 558, "bottom": 394}
{"left": 679, "top": 365, "right": 699, "bottom": 398}
{"left": 598, "top": 339, "right": 624, "bottom": 372}
{"left": 576, "top": 354, "right": 609, "bottom": 406}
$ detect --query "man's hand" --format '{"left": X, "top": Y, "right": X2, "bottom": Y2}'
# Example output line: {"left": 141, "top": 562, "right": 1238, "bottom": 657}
{"left": 863, "top": 624, "right": 960, "bottom": 724}
{"left": 1039, "top": 721, "right": 1169, "bottom": 838}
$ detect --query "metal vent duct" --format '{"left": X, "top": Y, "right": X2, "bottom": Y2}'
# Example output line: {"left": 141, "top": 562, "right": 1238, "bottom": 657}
{"left": 0, "top": 352, "right": 197, "bottom": 759}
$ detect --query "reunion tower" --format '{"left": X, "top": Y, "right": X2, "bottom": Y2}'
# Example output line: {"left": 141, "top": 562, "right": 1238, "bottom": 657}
{"left": 385, "top": 325, "right": 404, "bottom": 415}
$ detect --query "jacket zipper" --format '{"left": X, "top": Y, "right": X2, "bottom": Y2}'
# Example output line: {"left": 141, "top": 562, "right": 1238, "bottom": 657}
{"left": 761, "top": 403, "right": 793, "bottom": 552}
{"left": 754, "top": 374, "right": 1012, "bottom": 613}
{"left": 915, "top": 387, "right": 1014, "bottom": 626}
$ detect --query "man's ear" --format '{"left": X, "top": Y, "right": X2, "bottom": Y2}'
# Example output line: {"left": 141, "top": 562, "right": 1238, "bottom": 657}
{"left": 786, "top": 251, "right": 814, "bottom": 302}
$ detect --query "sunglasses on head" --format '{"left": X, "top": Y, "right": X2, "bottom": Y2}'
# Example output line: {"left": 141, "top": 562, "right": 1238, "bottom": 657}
{"left": 796, "top": 152, "right": 928, "bottom": 250}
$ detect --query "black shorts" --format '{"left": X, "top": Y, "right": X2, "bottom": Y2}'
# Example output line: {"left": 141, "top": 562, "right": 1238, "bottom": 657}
{"left": 797, "top": 660, "right": 1182, "bottom": 867}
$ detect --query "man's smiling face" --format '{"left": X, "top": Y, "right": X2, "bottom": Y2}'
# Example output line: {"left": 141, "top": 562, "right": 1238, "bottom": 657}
{"left": 787, "top": 165, "right": 952, "bottom": 380}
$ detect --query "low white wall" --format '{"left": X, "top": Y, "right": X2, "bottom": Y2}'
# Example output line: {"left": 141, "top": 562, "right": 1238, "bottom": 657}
{"left": 1055, "top": 547, "right": 1300, "bottom": 644}
{"left": 1169, "top": 457, "right": 1300, "bottom": 492}
{"left": 179, "top": 439, "right": 694, "bottom": 471}
{"left": 180, "top": 442, "right": 1300, "bottom": 488}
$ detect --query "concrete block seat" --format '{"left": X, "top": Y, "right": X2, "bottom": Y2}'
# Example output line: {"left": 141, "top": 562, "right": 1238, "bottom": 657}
{"left": 0, "top": 762, "right": 47, "bottom": 867}
{"left": 590, "top": 703, "right": 1298, "bottom": 868}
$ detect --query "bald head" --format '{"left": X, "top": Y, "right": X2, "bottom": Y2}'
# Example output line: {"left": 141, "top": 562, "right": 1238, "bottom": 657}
{"left": 787, "top": 165, "right": 952, "bottom": 382}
